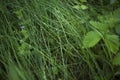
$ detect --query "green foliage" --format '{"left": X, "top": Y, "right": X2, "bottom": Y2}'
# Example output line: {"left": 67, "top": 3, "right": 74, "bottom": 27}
{"left": 0, "top": 0, "right": 120, "bottom": 80}
{"left": 104, "top": 34, "right": 119, "bottom": 53}
{"left": 80, "top": 5, "right": 88, "bottom": 10}
{"left": 83, "top": 31, "right": 101, "bottom": 48}
{"left": 73, "top": 4, "right": 88, "bottom": 10}
{"left": 83, "top": 14, "right": 120, "bottom": 53}
{"left": 115, "top": 26, "right": 120, "bottom": 35}
{"left": 89, "top": 21, "right": 109, "bottom": 33}
{"left": 110, "top": 0, "right": 117, "bottom": 4}
{"left": 79, "top": 0, "right": 87, "bottom": 3}
{"left": 18, "top": 42, "right": 32, "bottom": 55}
{"left": 17, "top": 29, "right": 32, "bottom": 55}
{"left": 112, "top": 53, "right": 120, "bottom": 65}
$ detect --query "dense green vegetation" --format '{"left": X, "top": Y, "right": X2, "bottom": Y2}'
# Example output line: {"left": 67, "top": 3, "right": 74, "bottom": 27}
{"left": 0, "top": 0, "right": 120, "bottom": 80}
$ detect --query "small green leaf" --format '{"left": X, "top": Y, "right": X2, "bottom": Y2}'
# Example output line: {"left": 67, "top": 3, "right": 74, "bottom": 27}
{"left": 104, "top": 34, "right": 119, "bottom": 53}
{"left": 73, "top": 5, "right": 80, "bottom": 10}
{"left": 52, "top": 67, "right": 58, "bottom": 75}
{"left": 18, "top": 43, "right": 26, "bottom": 54}
{"left": 21, "top": 29, "right": 29, "bottom": 39}
{"left": 112, "top": 53, "right": 120, "bottom": 65}
{"left": 73, "top": 5, "right": 88, "bottom": 10}
{"left": 14, "top": 9, "right": 23, "bottom": 19}
{"left": 18, "top": 42, "right": 32, "bottom": 55}
{"left": 80, "top": 5, "right": 88, "bottom": 10}
{"left": 83, "top": 31, "right": 101, "bottom": 48}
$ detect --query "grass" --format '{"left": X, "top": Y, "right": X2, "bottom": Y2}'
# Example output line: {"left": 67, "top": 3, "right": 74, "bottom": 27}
{"left": 0, "top": 0, "right": 120, "bottom": 80}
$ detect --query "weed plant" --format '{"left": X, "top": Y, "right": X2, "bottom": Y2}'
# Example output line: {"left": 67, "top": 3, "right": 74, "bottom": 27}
{"left": 0, "top": 0, "right": 120, "bottom": 80}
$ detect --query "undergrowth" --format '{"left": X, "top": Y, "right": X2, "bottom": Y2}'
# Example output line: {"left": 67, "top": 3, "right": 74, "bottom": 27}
{"left": 0, "top": 0, "right": 120, "bottom": 80}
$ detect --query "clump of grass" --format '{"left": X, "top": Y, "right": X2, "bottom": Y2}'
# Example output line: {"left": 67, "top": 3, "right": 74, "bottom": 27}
{"left": 0, "top": 0, "right": 120, "bottom": 80}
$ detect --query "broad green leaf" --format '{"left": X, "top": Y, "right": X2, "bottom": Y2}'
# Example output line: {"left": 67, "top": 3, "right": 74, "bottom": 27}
{"left": 89, "top": 21, "right": 109, "bottom": 32}
{"left": 112, "top": 53, "right": 120, "bottom": 65}
{"left": 104, "top": 34, "right": 119, "bottom": 53}
{"left": 83, "top": 31, "right": 101, "bottom": 48}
